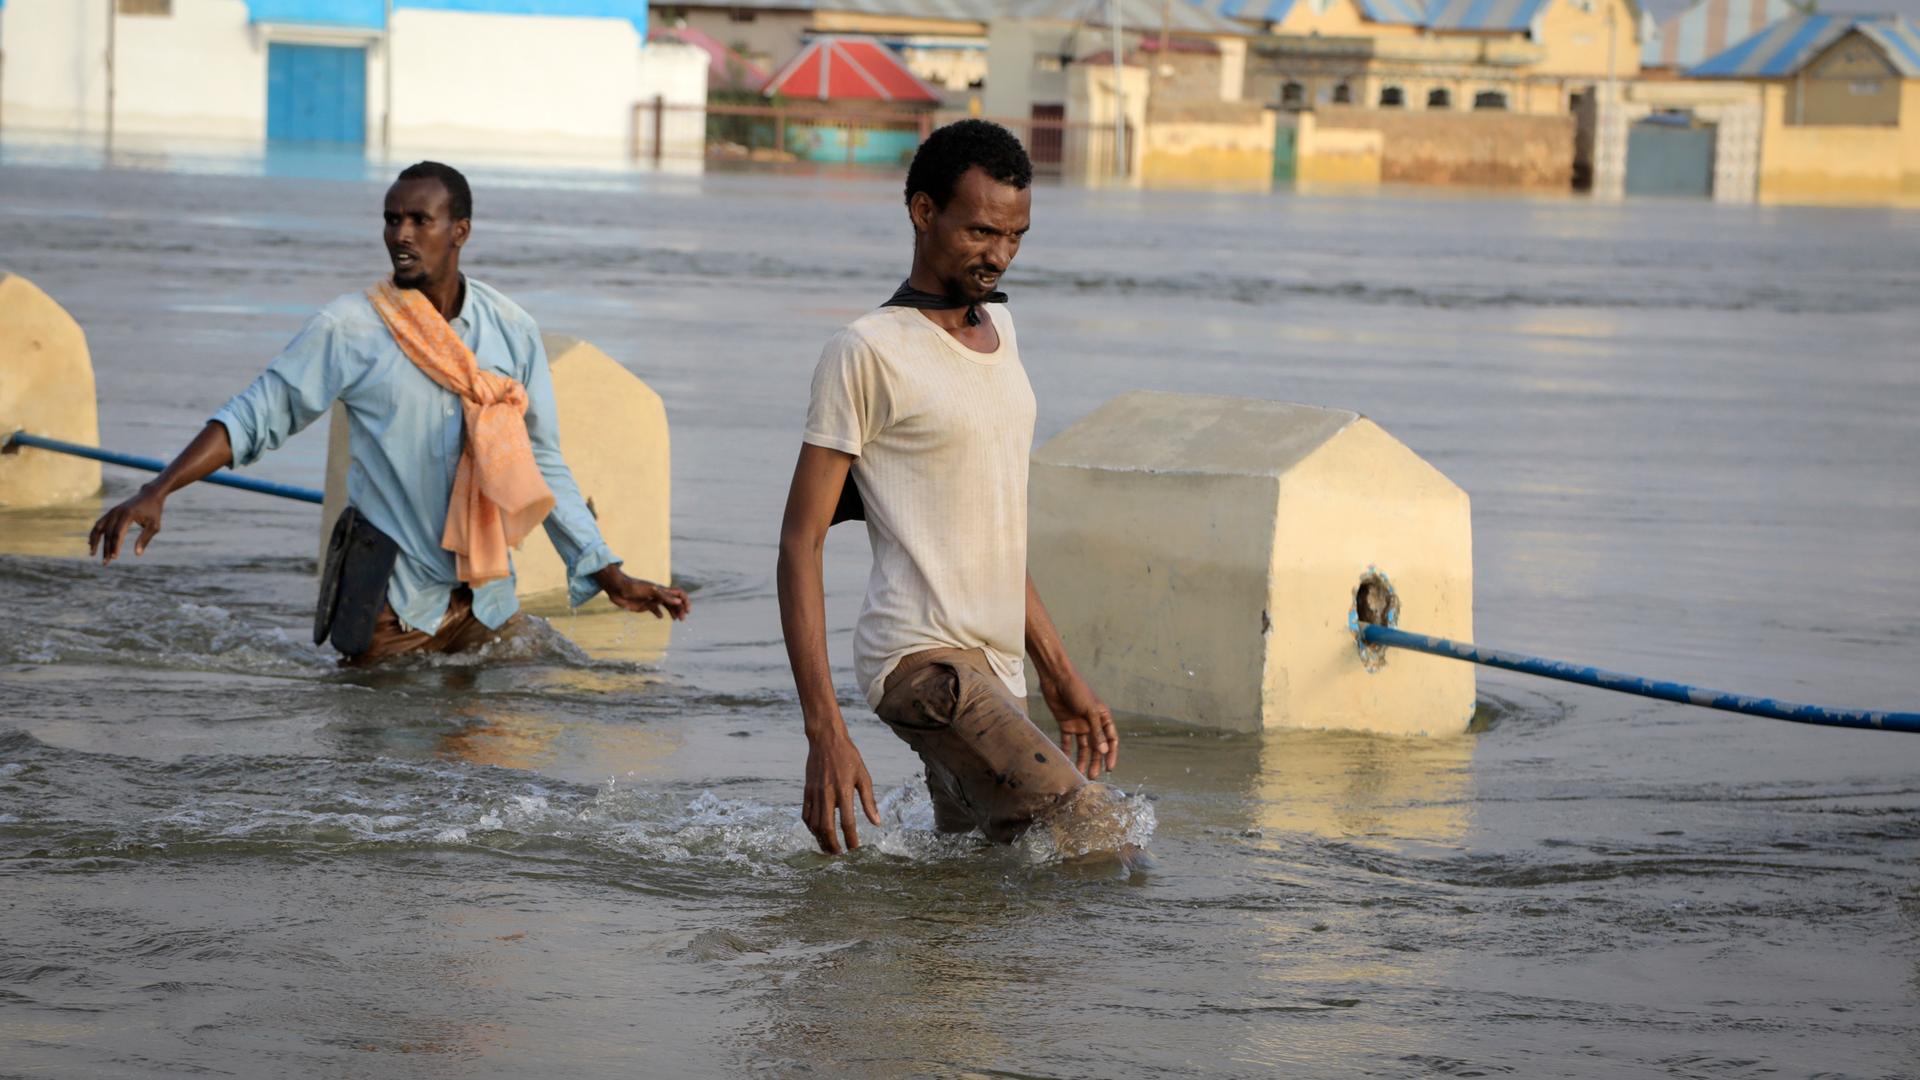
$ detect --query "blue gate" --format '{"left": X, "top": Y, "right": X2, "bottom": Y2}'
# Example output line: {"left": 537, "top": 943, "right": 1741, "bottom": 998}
{"left": 1624, "top": 119, "right": 1715, "bottom": 198}
{"left": 266, "top": 43, "right": 367, "bottom": 144}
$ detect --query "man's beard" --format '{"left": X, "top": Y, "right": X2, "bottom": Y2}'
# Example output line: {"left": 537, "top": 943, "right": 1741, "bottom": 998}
{"left": 941, "top": 272, "right": 993, "bottom": 303}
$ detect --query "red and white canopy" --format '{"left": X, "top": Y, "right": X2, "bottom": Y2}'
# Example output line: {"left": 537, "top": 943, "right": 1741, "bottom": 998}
{"left": 762, "top": 36, "right": 941, "bottom": 104}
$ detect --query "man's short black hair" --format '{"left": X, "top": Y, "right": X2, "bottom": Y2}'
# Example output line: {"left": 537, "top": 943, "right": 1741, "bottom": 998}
{"left": 904, "top": 120, "right": 1032, "bottom": 208}
{"left": 395, "top": 160, "right": 472, "bottom": 221}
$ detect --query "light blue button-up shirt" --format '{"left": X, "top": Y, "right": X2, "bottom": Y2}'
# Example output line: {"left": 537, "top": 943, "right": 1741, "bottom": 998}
{"left": 212, "top": 277, "right": 617, "bottom": 633}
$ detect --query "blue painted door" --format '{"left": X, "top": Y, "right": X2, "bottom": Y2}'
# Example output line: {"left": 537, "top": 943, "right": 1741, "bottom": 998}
{"left": 1624, "top": 120, "right": 1715, "bottom": 197}
{"left": 267, "top": 43, "right": 367, "bottom": 144}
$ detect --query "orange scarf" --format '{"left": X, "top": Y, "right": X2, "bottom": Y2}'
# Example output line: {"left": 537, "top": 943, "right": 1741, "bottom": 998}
{"left": 367, "top": 280, "right": 554, "bottom": 587}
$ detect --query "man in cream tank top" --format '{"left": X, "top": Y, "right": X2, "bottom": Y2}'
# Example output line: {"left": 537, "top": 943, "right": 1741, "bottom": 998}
{"left": 777, "top": 121, "right": 1122, "bottom": 854}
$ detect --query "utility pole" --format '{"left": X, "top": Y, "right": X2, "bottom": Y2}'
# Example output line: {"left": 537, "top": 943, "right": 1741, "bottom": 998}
{"left": 1604, "top": 0, "right": 1616, "bottom": 101}
{"left": 382, "top": 0, "right": 394, "bottom": 156}
{"left": 104, "top": 0, "right": 116, "bottom": 154}
{"left": 1108, "top": 0, "right": 1125, "bottom": 178}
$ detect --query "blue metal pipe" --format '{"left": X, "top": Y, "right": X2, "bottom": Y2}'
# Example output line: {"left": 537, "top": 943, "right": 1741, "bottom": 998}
{"left": 4, "top": 431, "right": 325, "bottom": 506}
{"left": 1360, "top": 623, "right": 1920, "bottom": 734}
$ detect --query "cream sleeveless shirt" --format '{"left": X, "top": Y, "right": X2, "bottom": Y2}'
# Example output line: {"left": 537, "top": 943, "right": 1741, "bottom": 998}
{"left": 802, "top": 304, "right": 1036, "bottom": 708}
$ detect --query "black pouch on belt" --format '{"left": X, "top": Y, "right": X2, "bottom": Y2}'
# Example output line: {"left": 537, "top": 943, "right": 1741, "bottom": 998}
{"left": 830, "top": 473, "right": 866, "bottom": 526}
{"left": 314, "top": 507, "right": 401, "bottom": 656}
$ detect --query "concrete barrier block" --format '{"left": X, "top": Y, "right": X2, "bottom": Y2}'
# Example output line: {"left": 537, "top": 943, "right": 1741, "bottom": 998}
{"left": 0, "top": 274, "right": 102, "bottom": 508}
{"left": 1029, "top": 391, "right": 1473, "bottom": 735}
{"left": 322, "top": 334, "right": 670, "bottom": 603}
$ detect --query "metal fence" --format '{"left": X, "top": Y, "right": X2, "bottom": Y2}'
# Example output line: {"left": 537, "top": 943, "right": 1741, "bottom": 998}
{"left": 632, "top": 98, "right": 1132, "bottom": 178}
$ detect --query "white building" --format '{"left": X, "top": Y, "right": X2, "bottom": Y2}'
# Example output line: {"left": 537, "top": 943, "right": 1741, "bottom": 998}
{"left": 0, "top": 0, "right": 707, "bottom": 158}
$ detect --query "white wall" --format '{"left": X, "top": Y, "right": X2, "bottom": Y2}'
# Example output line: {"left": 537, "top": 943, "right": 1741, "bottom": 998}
{"left": 0, "top": 2, "right": 707, "bottom": 160}
{"left": 632, "top": 40, "right": 709, "bottom": 162}
{"left": 114, "top": 0, "right": 265, "bottom": 138}
{"left": 388, "top": 9, "right": 642, "bottom": 156}
{"left": 2, "top": 0, "right": 262, "bottom": 137}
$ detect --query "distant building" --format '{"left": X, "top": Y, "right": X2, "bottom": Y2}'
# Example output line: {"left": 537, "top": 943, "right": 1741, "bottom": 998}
{"left": 1640, "top": 0, "right": 1799, "bottom": 76}
{"left": 653, "top": 0, "right": 991, "bottom": 101}
{"left": 983, "top": 0, "right": 1252, "bottom": 122}
{"left": 0, "top": 0, "right": 706, "bottom": 157}
{"left": 1189, "top": 0, "right": 1644, "bottom": 115}
{"left": 1689, "top": 12, "right": 1920, "bottom": 201}
{"left": 759, "top": 34, "right": 941, "bottom": 163}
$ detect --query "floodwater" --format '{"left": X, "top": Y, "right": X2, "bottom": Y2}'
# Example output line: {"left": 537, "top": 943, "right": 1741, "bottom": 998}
{"left": 2, "top": 143, "right": 1919, "bottom": 1078}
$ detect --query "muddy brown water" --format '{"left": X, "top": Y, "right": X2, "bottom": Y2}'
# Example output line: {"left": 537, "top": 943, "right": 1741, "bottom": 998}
{"left": 2, "top": 144, "right": 1919, "bottom": 1078}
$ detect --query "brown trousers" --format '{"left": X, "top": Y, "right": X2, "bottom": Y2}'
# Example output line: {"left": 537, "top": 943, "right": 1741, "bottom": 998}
{"left": 875, "top": 647, "right": 1087, "bottom": 843}
{"left": 341, "top": 588, "right": 520, "bottom": 667}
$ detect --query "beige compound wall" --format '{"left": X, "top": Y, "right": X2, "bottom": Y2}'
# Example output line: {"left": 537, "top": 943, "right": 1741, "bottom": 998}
{"left": 1141, "top": 101, "right": 1276, "bottom": 189}
{"left": 1757, "top": 80, "right": 1920, "bottom": 202}
{"left": 1316, "top": 103, "right": 1576, "bottom": 186}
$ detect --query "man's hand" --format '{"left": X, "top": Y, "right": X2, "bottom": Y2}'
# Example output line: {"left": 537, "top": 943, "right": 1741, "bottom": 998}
{"left": 88, "top": 484, "right": 168, "bottom": 564}
{"left": 593, "top": 565, "right": 690, "bottom": 620}
{"left": 1041, "top": 672, "right": 1119, "bottom": 780}
{"left": 803, "top": 724, "right": 881, "bottom": 854}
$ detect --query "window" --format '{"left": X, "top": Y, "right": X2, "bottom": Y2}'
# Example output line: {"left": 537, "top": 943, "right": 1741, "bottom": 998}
{"left": 1280, "top": 81, "right": 1305, "bottom": 108}
{"left": 1331, "top": 82, "right": 1352, "bottom": 105}
{"left": 1379, "top": 86, "right": 1404, "bottom": 107}
{"left": 1790, "top": 75, "right": 1900, "bottom": 125}
{"left": 1427, "top": 87, "right": 1451, "bottom": 109}
{"left": 727, "top": 8, "right": 757, "bottom": 22}
{"left": 117, "top": 0, "right": 171, "bottom": 13}
{"left": 1473, "top": 90, "right": 1508, "bottom": 110}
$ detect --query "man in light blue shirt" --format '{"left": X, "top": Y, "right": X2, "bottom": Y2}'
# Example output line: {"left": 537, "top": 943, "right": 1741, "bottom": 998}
{"left": 89, "top": 161, "right": 688, "bottom": 663}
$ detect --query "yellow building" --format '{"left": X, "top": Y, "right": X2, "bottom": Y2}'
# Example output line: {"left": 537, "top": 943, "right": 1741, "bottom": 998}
{"left": 1690, "top": 13, "right": 1920, "bottom": 202}
{"left": 1193, "top": 0, "right": 1641, "bottom": 115}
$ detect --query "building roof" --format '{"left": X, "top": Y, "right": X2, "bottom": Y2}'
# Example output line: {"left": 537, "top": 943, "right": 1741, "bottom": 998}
{"left": 1642, "top": 0, "right": 1797, "bottom": 70}
{"left": 763, "top": 35, "right": 945, "bottom": 101}
{"left": 244, "top": 0, "right": 648, "bottom": 32}
{"left": 1357, "top": 0, "right": 1433, "bottom": 26}
{"left": 1690, "top": 13, "right": 1920, "bottom": 77}
{"left": 1010, "top": 0, "right": 1254, "bottom": 34}
{"left": 1186, "top": 0, "right": 1616, "bottom": 32}
{"left": 651, "top": 26, "right": 771, "bottom": 91}
{"left": 1423, "top": 0, "right": 1550, "bottom": 32}
{"left": 1186, "top": 0, "right": 1303, "bottom": 24}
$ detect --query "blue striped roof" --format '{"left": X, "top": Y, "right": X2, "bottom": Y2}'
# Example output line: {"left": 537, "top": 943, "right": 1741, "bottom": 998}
{"left": 1860, "top": 15, "right": 1920, "bottom": 76}
{"left": 1188, "top": 0, "right": 1301, "bottom": 24}
{"left": 1357, "top": 0, "right": 1428, "bottom": 25}
{"left": 1183, "top": 0, "right": 1618, "bottom": 32}
{"left": 1423, "top": 0, "right": 1549, "bottom": 32}
{"left": 1641, "top": 0, "right": 1797, "bottom": 70}
{"left": 1691, "top": 14, "right": 1920, "bottom": 78}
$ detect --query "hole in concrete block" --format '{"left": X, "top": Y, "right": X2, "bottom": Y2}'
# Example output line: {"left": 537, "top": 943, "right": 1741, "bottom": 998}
{"left": 1351, "top": 569, "right": 1400, "bottom": 672}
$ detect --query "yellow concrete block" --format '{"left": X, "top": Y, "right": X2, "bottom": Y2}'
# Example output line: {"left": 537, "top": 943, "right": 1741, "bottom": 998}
{"left": 0, "top": 274, "right": 102, "bottom": 508}
{"left": 1028, "top": 391, "right": 1474, "bottom": 735}
{"left": 321, "top": 334, "right": 670, "bottom": 604}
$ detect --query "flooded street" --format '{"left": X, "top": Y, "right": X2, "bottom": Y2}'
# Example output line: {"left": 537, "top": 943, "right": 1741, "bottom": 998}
{"left": 2, "top": 148, "right": 1919, "bottom": 1077}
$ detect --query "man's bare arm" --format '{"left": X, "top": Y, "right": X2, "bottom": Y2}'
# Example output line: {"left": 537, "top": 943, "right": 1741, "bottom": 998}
{"left": 1026, "top": 572, "right": 1119, "bottom": 778}
{"left": 777, "top": 443, "right": 881, "bottom": 853}
{"left": 87, "top": 421, "right": 236, "bottom": 564}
